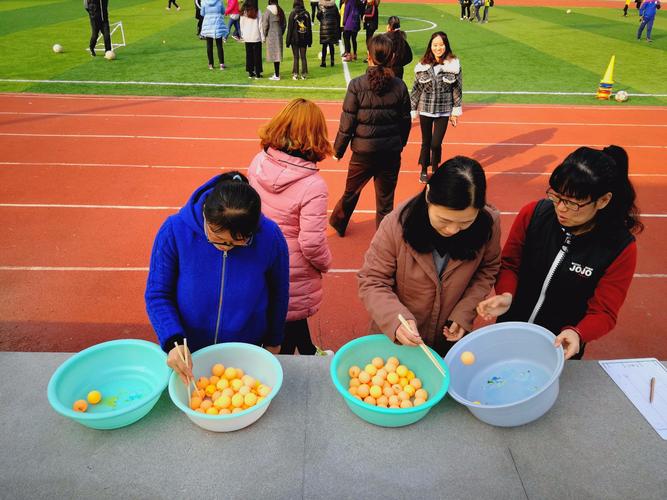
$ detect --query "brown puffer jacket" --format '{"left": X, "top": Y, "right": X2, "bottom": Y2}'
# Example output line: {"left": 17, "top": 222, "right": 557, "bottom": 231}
{"left": 357, "top": 201, "right": 502, "bottom": 355}
{"left": 333, "top": 71, "right": 411, "bottom": 158}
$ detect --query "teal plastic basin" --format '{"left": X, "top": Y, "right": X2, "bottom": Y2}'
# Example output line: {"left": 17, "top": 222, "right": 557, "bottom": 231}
{"left": 47, "top": 339, "right": 170, "bottom": 430}
{"left": 330, "top": 334, "right": 450, "bottom": 427}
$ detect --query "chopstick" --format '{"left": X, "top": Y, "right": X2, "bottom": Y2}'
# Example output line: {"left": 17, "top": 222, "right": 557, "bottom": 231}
{"left": 397, "top": 314, "right": 446, "bottom": 378}
{"left": 174, "top": 341, "right": 197, "bottom": 401}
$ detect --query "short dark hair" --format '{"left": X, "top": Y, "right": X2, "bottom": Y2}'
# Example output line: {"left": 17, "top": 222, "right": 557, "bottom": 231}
{"left": 203, "top": 171, "right": 261, "bottom": 239}
{"left": 399, "top": 156, "right": 493, "bottom": 261}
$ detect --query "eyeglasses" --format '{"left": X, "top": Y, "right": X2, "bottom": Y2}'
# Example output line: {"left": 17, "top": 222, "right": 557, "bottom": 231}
{"left": 545, "top": 189, "right": 596, "bottom": 212}
{"left": 203, "top": 218, "right": 252, "bottom": 249}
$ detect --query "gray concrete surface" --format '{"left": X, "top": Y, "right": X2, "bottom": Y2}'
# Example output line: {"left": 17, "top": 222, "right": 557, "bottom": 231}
{"left": 0, "top": 353, "right": 665, "bottom": 500}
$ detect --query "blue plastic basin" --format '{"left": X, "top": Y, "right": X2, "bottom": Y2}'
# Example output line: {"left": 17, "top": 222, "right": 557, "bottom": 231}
{"left": 47, "top": 339, "right": 170, "bottom": 430}
{"left": 444, "top": 322, "right": 564, "bottom": 427}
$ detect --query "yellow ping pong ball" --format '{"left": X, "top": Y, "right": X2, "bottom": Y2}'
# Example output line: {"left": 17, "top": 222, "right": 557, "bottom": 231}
{"left": 460, "top": 351, "right": 475, "bottom": 365}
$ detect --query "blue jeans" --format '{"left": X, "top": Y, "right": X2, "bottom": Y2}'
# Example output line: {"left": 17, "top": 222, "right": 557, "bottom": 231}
{"left": 637, "top": 16, "right": 654, "bottom": 39}
{"left": 227, "top": 17, "right": 240, "bottom": 38}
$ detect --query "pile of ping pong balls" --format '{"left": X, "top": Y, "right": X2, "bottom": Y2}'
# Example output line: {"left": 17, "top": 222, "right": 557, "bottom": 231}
{"left": 189, "top": 363, "right": 272, "bottom": 415}
{"left": 347, "top": 356, "right": 429, "bottom": 409}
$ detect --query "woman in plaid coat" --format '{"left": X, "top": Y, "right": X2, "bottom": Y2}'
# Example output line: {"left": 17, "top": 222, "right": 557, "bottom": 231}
{"left": 410, "top": 31, "right": 462, "bottom": 184}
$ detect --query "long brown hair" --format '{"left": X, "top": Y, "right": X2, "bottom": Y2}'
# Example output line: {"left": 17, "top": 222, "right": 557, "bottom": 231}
{"left": 259, "top": 98, "right": 333, "bottom": 162}
{"left": 367, "top": 34, "right": 395, "bottom": 95}
{"left": 420, "top": 31, "right": 456, "bottom": 65}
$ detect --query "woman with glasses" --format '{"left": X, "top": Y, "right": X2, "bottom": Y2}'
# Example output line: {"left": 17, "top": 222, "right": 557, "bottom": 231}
{"left": 145, "top": 171, "right": 289, "bottom": 384}
{"left": 477, "top": 145, "right": 642, "bottom": 359}
{"left": 358, "top": 156, "right": 501, "bottom": 356}
{"left": 248, "top": 99, "right": 333, "bottom": 355}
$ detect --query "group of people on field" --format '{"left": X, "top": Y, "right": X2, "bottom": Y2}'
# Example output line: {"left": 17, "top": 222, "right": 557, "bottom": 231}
{"left": 143, "top": 31, "right": 643, "bottom": 384}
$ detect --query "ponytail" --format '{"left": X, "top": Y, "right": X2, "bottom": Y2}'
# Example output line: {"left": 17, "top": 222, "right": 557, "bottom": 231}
{"left": 366, "top": 34, "right": 395, "bottom": 95}
{"left": 602, "top": 145, "right": 643, "bottom": 234}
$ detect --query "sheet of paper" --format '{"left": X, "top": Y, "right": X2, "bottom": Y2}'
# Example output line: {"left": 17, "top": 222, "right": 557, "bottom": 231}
{"left": 599, "top": 358, "right": 667, "bottom": 440}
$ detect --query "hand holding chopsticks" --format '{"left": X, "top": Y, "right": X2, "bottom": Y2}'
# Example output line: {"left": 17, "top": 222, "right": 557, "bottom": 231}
{"left": 168, "top": 340, "right": 197, "bottom": 401}
{"left": 397, "top": 314, "right": 446, "bottom": 378}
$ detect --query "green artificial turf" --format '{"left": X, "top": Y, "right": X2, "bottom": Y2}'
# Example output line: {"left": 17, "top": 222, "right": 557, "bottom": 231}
{"left": 0, "top": 0, "right": 665, "bottom": 104}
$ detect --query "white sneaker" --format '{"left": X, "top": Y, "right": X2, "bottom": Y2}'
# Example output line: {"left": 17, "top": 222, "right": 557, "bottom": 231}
{"left": 315, "top": 347, "right": 334, "bottom": 356}
{"left": 292, "top": 74, "right": 298, "bottom": 80}
{"left": 269, "top": 75, "right": 280, "bottom": 81}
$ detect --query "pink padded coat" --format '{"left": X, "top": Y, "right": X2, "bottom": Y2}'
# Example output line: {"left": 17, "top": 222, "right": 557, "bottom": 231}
{"left": 248, "top": 148, "right": 332, "bottom": 321}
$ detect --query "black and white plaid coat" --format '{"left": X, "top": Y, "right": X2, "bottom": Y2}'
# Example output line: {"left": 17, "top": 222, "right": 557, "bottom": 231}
{"left": 410, "top": 58, "right": 463, "bottom": 116}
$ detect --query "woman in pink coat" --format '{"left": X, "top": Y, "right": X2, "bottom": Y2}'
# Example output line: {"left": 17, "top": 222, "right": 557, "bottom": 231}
{"left": 248, "top": 98, "right": 334, "bottom": 354}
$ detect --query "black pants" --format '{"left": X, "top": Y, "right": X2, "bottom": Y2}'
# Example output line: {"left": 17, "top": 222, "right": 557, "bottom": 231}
{"left": 89, "top": 15, "right": 111, "bottom": 52}
{"left": 330, "top": 151, "right": 402, "bottom": 232}
{"left": 461, "top": 2, "right": 471, "bottom": 17}
{"left": 623, "top": 4, "right": 629, "bottom": 14}
{"left": 343, "top": 30, "right": 358, "bottom": 55}
{"left": 321, "top": 42, "right": 335, "bottom": 65}
{"left": 365, "top": 26, "right": 376, "bottom": 47}
{"left": 168, "top": 0, "right": 179, "bottom": 7}
{"left": 419, "top": 115, "right": 449, "bottom": 170}
{"left": 280, "top": 319, "right": 317, "bottom": 355}
{"left": 196, "top": 17, "right": 203, "bottom": 35}
{"left": 311, "top": 2, "right": 318, "bottom": 21}
{"left": 291, "top": 45, "right": 308, "bottom": 75}
{"left": 245, "top": 41, "right": 263, "bottom": 76}
{"left": 206, "top": 37, "right": 224, "bottom": 65}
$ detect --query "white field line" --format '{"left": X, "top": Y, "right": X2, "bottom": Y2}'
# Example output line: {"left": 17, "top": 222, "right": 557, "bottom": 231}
{"left": 339, "top": 40, "right": 352, "bottom": 87}
{"left": 2, "top": 161, "right": 667, "bottom": 177}
{"left": 0, "top": 265, "right": 663, "bottom": 278}
{"left": 2, "top": 111, "right": 667, "bottom": 128}
{"left": 4, "top": 92, "right": 666, "bottom": 110}
{"left": 2, "top": 132, "right": 666, "bottom": 149}
{"left": 1, "top": 203, "right": 666, "bottom": 218}
{"left": 2, "top": 79, "right": 667, "bottom": 97}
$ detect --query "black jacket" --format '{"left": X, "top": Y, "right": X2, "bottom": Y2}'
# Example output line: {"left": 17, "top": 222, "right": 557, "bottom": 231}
{"left": 317, "top": 1, "right": 340, "bottom": 44}
{"left": 362, "top": 0, "right": 379, "bottom": 31}
{"left": 386, "top": 30, "right": 413, "bottom": 80}
{"left": 286, "top": 7, "right": 313, "bottom": 47}
{"left": 334, "top": 71, "right": 411, "bottom": 157}
{"left": 499, "top": 199, "right": 634, "bottom": 336}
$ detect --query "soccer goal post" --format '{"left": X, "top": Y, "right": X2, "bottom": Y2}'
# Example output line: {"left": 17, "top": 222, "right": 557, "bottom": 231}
{"left": 95, "top": 20, "right": 126, "bottom": 50}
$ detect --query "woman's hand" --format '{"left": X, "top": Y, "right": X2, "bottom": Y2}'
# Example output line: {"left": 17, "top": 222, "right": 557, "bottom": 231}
{"left": 554, "top": 329, "right": 580, "bottom": 360}
{"left": 449, "top": 115, "right": 458, "bottom": 127}
{"left": 264, "top": 345, "right": 281, "bottom": 354}
{"left": 167, "top": 344, "right": 193, "bottom": 386}
{"left": 332, "top": 156, "right": 339, "bottom": 161}
{"left": 395, "top": 318, "right": 422, "bottom": 346}
{"left": 443, "top": 321, "right": 466, "bottom": 342}
{"left": 476, "top": 293, "right": 513, "bottom": 320}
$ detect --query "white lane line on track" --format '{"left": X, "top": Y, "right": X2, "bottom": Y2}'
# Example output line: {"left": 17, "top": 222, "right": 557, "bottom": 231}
{"left": 2, "top": 162, "right": 667, "bottom": 178}
{"left": 4, "top": 93, "right": 665, "bottom": 110}
{"left": 2, "top": 79, "right": 667, "bottom": 97}
{"left": 2, "top": 132, "right": 666, "bottom": 149}
{"left": 1, "top": 203, "right": 666, "bottom": 218}
{"left": 0, "top": 265, "right": 663, "bottom": 278}
{"left": 2, "top": 111, "right": 667, "bottom": 128}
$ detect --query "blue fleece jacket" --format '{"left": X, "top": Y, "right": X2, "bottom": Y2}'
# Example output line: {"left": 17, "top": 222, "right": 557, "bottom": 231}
{"left": 640, "top": 0, "right": 660, "bottom": 19}
{"left": 145, "top": 175, "right": 290, "bottom": 353}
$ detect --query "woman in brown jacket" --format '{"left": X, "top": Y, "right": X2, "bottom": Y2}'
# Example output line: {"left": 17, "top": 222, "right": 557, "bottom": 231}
{"left": 358, "top": 156, "right": 501, "bottom": 356}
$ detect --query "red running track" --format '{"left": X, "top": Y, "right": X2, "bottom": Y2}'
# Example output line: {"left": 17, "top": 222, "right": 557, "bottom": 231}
{"left": 0, "top": 93, "right": 665, "bottom": 359}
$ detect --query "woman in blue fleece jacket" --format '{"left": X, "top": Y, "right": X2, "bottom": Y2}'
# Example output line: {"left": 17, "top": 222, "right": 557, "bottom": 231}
{"left": 145, "top": 172, "right": 290, "bottom": 384}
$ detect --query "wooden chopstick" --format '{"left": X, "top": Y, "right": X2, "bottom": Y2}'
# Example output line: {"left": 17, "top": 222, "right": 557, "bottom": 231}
{"left": 397, "top": 314, "right": 447, "bottom": 378}
{"left": 174, "top": 341, "right": 197, "bottom": 401}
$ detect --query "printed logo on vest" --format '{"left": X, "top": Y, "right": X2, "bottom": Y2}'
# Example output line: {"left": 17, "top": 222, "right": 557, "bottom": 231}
{"left": 568, "top": 261, "right": 593, "bottom": 277}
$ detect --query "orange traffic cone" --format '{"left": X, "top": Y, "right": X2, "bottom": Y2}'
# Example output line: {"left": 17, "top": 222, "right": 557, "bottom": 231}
{"left": 596, "top": 55, "right": 615, "bottom": 100}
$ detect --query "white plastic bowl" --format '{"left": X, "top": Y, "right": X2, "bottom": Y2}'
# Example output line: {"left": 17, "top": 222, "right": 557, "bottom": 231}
{"left": 168, "top": 343, "right": 283, "bottom": 432}
{"left": 444, "top": 322, "right": 564, "bottom": 427}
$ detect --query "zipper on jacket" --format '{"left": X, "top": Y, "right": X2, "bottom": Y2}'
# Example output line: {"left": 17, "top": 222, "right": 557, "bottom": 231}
{"left": 213, "top": 250, "right": 228, "bottom": 344}
{"left": 528, "top": 232, "right": 573, "bottom": 323}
